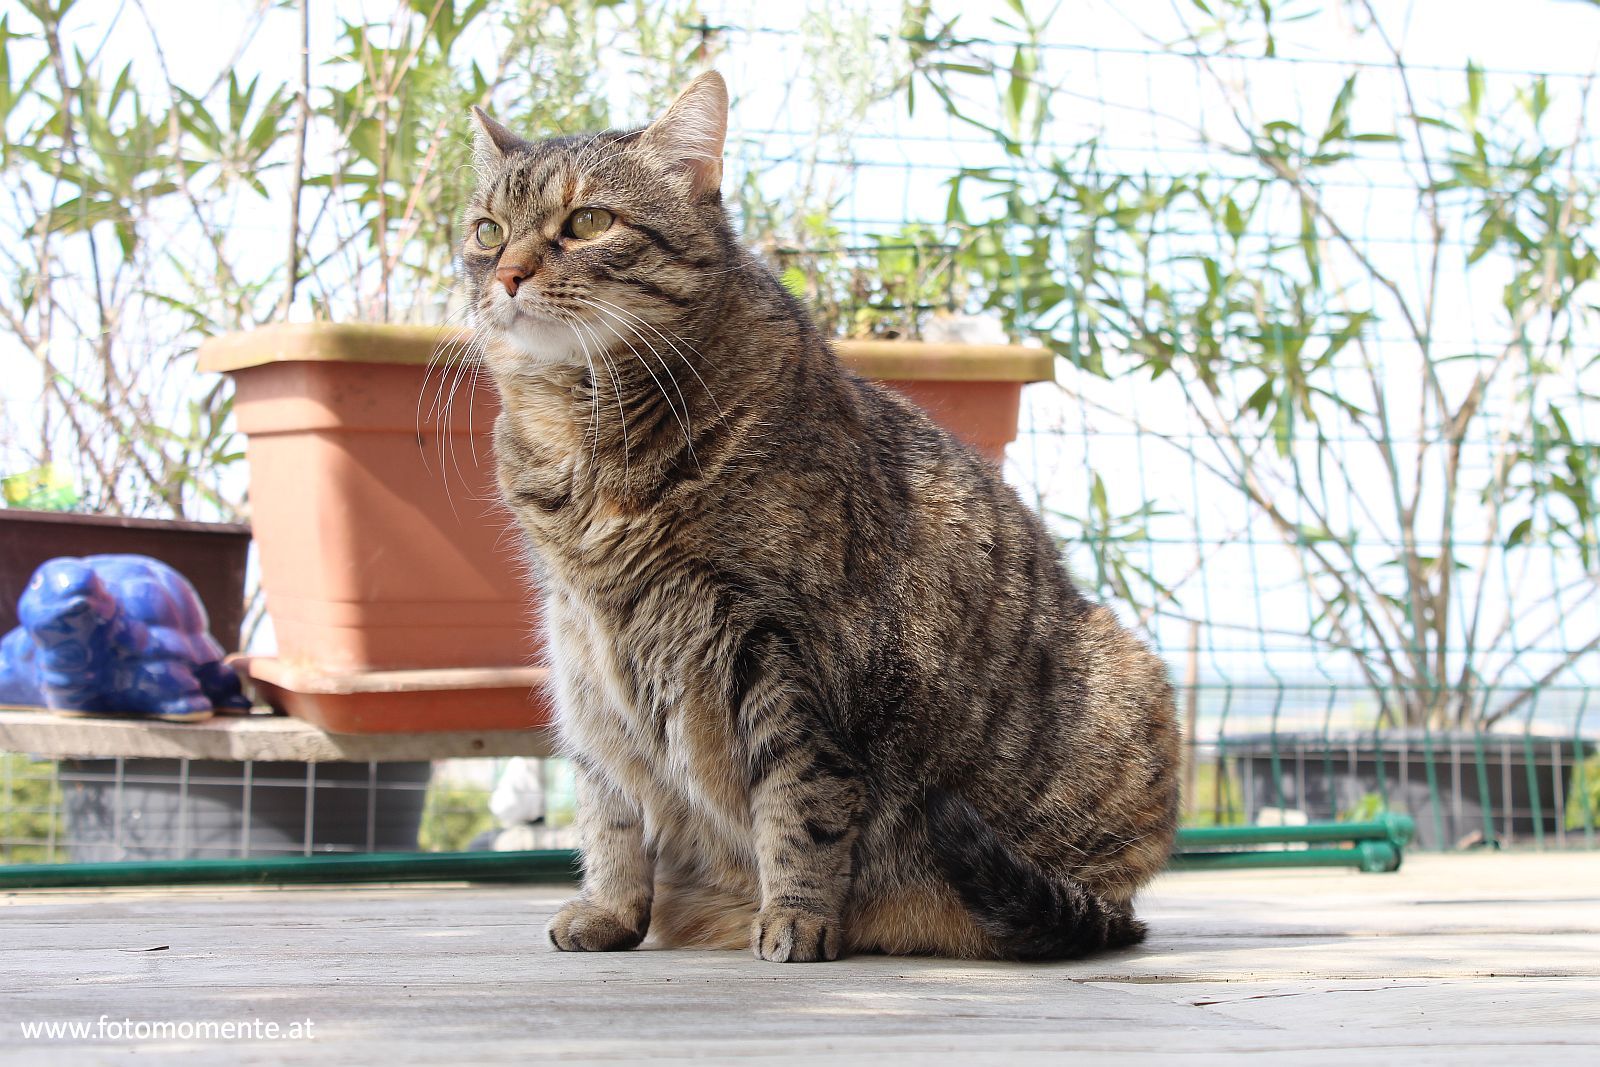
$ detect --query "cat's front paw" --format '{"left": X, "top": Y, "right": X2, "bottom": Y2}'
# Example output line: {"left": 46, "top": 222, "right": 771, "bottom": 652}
{"left": 751, "top": 907, "right": 842, "bottom": 963}
{"left": 547, "top": 899, "right": 646, "bottom": 952}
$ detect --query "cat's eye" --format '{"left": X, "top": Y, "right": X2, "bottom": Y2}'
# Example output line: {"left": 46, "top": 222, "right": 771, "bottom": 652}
{"left": 475, "top": 220, "right": 505, "bottom": 248}
{"left": 566, "top": 207, "right": 614, "bottom": 240}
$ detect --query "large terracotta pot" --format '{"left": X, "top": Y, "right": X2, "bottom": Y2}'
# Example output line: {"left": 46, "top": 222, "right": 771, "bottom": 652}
{"left": 198, "top": 323, "right": 1050, "bottom": 731}
{"left": 832, "top": 339, "right": 1050, "bottom": 463}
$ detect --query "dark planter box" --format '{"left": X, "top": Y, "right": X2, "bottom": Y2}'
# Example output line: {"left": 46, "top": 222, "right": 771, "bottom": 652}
{"left": 2, "top": 511, "right": 432, "bottom": 862}
{"left": 58, "top": 759, "right": 433, "bottom": 861}
{"left": 1223, "top": 731, "right": 1593, "bottom": 850}
{"left": 0, "top": 509, "right": 252, "bottom": 649}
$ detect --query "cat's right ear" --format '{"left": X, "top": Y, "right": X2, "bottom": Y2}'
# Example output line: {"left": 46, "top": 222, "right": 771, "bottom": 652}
{"left": 645, "top": 71, "right": 728, "bottom": 200}
{"left": 471, "top": 106, "right": 522, "bottom": 168}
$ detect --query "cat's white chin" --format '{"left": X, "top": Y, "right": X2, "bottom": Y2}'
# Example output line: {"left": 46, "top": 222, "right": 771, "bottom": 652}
{"left": 476, "top": 315, "right": 589, "bottom": 370}
{"left": 478, "top": 306, "right": 629, "bottom": 375}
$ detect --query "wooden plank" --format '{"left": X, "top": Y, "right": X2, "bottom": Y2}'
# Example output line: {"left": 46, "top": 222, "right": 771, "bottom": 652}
{"left": 1, "top": 844, "right": 1596, "bottom": 1064}
{"left": 0, "top": 707, "right": 553, "bottom": 761}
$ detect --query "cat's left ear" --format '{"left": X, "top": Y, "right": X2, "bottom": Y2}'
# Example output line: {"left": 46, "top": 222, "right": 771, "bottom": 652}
{"left": 645, "top": 71, "right": 728, "bottom": 199}
{"left": 471, "top": 106, "right": 523, "bottom": 168}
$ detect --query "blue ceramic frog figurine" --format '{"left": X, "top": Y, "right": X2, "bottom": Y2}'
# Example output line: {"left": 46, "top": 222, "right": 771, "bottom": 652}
{"left": 0, "top": 554, "right": 249, "bottom": 720}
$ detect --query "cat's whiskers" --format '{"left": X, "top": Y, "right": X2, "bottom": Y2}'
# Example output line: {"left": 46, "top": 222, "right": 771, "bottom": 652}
{"left": 587, "top": 306, "right": 733, "bottom": 467}
{"left": 575, "top": 300, "right": 699, "bottom": 473}
{"left": 583, "top": 304, "right": 711, "bottom": 436}
{"left": 575, "top": 131, "right": 620, "bottom": 171}
{"left": 565, "top": 311, "right": 633, "bottom": 492}
{"left": 437, "top": 327, "right": 484, "bottom": 517}
{"left": 464, "top": 338, "right": 487, "bottom": 468}
{"left": 448, "top": 323, "right": 494, "bottom": 500}
{"left": 419, "top": 311, "right": 468, "bottom": 472}
{"left": 549, "top": 308, "right": 605, "bottom": 477}
{"left": 572, "top": 131, "right": 608, "bottom": 168}
{"left": 619, "top": 330, "right": 701, "bottom": 474}
{"left": 421, "top": 302, "right": 485, "bottom": 514}
{"left": 578, "top": 296, "right": 728, "bottom": 427}
{"left": 578, "top": 131, "right": 649, "bottom": 175}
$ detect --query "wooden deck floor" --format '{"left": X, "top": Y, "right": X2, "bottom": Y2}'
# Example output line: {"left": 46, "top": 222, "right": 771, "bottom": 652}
{"left": 4, "top": 852, "right": 1598, "bottom": 1064}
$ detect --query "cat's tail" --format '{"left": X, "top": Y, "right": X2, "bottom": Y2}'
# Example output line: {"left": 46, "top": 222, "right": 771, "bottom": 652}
{"left": 923, "top": 787, "right": 1146, "bottom": 961}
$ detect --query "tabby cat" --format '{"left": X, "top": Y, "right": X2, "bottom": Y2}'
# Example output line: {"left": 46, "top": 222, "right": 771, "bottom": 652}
{"left": 462, "top": 72, "right": 1180, "bottom": 962}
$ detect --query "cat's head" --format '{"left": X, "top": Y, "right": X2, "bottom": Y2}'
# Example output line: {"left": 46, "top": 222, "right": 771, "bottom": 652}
{"left": 461, "top": 72, "right": 731, "bottom": 371}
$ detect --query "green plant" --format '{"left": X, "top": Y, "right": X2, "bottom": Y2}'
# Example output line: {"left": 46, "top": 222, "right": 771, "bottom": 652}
{"left": 898, "top": 0, "right": 1600, "bottom": 730}
{"left": 1183, "top": 759, "right": 1246, "bottom": 828}
{"left": 1051, "top": 473, "right": 1178, "bottom": 624}
{"left": 0, "top": 754, "right": 63, "bottom": 864}
{"left": 776, "top": 225, "right": 986, "bottom": 339}
{"left": 2, "top": 463, "right": 77, "bottom": 510}
{"left": 1338, "top": 791, "right": 1390, "bottom": 824}
{"left": 0, "top": 0, "right": 712, "bottom": 521}
{"left": 1567, "top": 753, "right": 1600, "bottom": 833}
{"left": 417, "top": 781, "right": 495, "bottom": 853}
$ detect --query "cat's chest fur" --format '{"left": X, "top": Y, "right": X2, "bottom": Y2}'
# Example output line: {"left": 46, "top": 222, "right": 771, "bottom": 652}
{"left": 494, "top": 393, "right": 756, "bottom": 875}
{"left": 540, "top": 558, "right": 755, "bottom": 880}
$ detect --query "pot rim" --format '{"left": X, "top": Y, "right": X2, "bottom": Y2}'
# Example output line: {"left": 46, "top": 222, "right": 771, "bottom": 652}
{"left": 196, "top": 322, "right": 1056, "bottom": 384}
{"left": 0, "top": 508, "right": 250, "bottom": 537}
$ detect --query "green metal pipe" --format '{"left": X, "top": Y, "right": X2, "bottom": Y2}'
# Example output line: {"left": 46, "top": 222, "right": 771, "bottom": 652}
{"left": 1169, "top": 842, "right": 1399, "bottom": 873}
{"left": 0, "top": 817, "right": 1414, "bottom": 890}
{"left": 0, "top": 849, "right": 581, "bottom": 890}
{"left": 1176, "top": 814, "right": 1413, "bottom": 848}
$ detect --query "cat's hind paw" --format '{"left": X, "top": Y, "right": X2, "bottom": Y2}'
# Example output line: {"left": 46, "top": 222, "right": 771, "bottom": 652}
{"left": 751, "top": 907, "right": 841, "bottom": 963}
{"left": 547, "top": 899, "right": 646, "bottom": 952}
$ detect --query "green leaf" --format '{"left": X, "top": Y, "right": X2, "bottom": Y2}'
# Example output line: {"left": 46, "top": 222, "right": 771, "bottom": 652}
{"left": 1465, "top": 61, "right": 1485, "bottom": 122}
{"left": 1523, "top": 76, "right": 1550, "bottom": 122}
{"left": 1005, "top": 46, "right": 1029, "bottom": 138}
{"left": 1223, "top": 196, "right": 1245, "bottom": 240}
{"left": 1244, "top": 379, "right": 1275, "bottom": 417}
{"left": 1321, "top": 311, "right": 1372, "bottom": 362}
{"left": 779, "top": 266, "right": 809, "bottom": 299}
{"left": 114, "top": 219, "right": 135, "bottom": 259}
{"left": 1272, "top": 397, "right": 1293, "bottom": 456}
{"left": 1467, "top": 216, "right": 1499, "bottom": 265}
{"left": 1320, "top": 74, "right": 1356, "bottom": 147}
{"left": 0, "top": 15, "right": 14, "bottom": 124}
{"left": 1299, "top": 202, "right": 1320, "bottom": 286}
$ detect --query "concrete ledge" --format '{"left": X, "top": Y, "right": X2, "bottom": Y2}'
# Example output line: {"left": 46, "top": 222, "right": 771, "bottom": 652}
{"left": 0, "top": 707, "right": 553, "bottom": 762}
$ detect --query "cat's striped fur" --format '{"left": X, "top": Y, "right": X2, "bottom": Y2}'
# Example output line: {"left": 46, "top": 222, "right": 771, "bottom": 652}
{"left": 462, "top": 72, "right": 1180, "bottom": 962}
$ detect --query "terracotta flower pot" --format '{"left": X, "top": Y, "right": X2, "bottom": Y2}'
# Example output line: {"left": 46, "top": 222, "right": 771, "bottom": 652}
{"left": 198, "top": 323, "right": 1050, "bottom": 731}
{"left": 839, "top": 339, "right": 1052, "bottom": 464}
{"left": 199, "top": 325, "right": 519, "bottom": 676}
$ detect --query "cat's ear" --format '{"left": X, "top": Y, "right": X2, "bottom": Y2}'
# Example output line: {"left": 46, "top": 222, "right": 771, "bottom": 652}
{"left": 470, "top": 106, "right": 522, "bottom": 168}
{"left": 644, "top": 71, "right": 728, "bottom": 199}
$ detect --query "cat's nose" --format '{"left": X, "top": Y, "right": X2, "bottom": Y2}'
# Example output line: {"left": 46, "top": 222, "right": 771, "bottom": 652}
{"left": 495, "top": 262, "right": 530, "bottom": 296}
